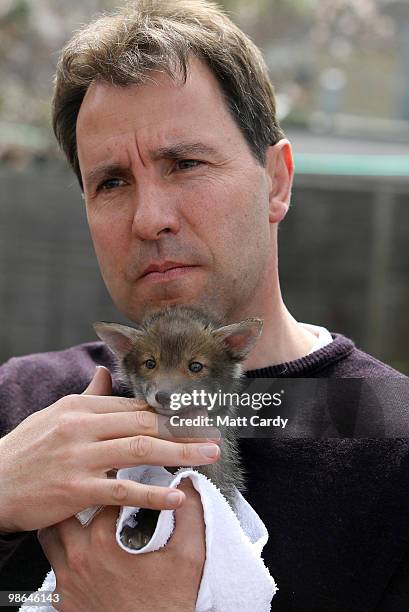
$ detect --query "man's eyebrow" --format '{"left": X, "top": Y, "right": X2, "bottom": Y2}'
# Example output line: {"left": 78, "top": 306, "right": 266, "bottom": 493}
{"left": 150, "top": 141, "right": 220, "bottom": 160}
{"left": 84, "top": 142, "right": 220, "bottom": 188}
{"left": 84, "top": 163, "right": 132, "bottom": 189}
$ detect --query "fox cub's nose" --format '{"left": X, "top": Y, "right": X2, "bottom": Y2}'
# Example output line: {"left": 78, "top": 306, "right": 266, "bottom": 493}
{"left": 155, "top": 390, "right": 172, "bottom": 407}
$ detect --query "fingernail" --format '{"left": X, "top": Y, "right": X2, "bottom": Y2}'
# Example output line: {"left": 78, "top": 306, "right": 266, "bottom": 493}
{"left": 200, "top": 444, "right": 220, "bottom": 458}
{"left": 166, "top": 491, "right": 183, "bottom": 506}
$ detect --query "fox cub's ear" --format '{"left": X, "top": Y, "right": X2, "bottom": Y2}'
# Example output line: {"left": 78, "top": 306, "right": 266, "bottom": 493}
{"left": 213, "top": 319, "right": 263, "bottom": 360}
{"left": 93, "top": 322, "right": 145, "bottom": 359}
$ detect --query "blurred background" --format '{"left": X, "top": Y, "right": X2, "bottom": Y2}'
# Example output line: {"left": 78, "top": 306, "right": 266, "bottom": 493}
{"left": 0, "top": 0, "right": 408, "bottom": 373}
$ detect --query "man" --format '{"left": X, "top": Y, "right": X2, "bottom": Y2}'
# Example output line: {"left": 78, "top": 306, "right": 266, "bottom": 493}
{"left": 0, "top": 1, "right": 407, "bottom": 610}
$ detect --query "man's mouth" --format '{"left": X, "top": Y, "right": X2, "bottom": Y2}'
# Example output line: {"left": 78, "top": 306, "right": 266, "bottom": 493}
{"left": 139, "top": 261, "right": 197, "bottom": 282}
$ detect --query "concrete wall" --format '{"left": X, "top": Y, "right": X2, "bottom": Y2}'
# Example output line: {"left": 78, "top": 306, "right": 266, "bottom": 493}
{"left": 0, "top": 161, "right": 408, "bottom": 373}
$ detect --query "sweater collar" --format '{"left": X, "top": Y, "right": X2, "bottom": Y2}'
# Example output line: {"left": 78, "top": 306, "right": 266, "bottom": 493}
{"left": 244, "top": 333, "right": 355, "bottom": 378}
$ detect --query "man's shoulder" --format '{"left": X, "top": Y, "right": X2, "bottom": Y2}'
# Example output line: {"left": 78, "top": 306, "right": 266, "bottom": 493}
{"left": 0, "top": 342, "right": 115, "bottom": 433}
{"left": 0, "top": 341, "right": 114, "bottom": 389}
{"left": 321, "top": 333, "right": 407, "bottom": 379}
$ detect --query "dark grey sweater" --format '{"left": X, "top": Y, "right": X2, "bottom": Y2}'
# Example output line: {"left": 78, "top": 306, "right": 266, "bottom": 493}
{"left": 0, "top": 333, "right": 408, "bottom": 611}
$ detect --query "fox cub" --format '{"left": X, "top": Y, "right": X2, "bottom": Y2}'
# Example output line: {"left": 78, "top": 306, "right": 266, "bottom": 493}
{"left": 94, "top": 306, "right": 262, "bottom": 549}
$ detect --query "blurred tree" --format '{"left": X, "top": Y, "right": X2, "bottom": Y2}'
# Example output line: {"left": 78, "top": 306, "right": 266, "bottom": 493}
{"left": 311, "top": 0, "right": 395, "bottom": 58}
{"left": 0, "top": 0, "right": 402, "bottom": 140}
{"left": 0, "top": 0, "right": 118, "bottom": 130}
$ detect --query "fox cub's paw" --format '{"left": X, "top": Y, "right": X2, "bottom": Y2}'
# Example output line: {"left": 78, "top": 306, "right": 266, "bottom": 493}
{"left": 119, "top": 508, "right": 161, "bottom": 550}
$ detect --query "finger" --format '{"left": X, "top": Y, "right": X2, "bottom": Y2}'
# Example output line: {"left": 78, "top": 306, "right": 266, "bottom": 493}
{"left": 69, "top": 393, "right": 150, "bottom": 414}
{"left": 88, "top": 410, "right": 221, "bottom": 443}
{"left": 82, "top": 366, "right": 113, "bottom": 396}
{"left": 85, "top": 477, "right": 186, "bottom": 510}
{"left": 87, "top": 505, "right": 120, "bottom": 547}
{"left": 169, "top": 479, "right": 205, "bottom": 548}
{"left": 87, "top": 436, "right": 221, "bottom": 470}
{"left": 91, "top": 504, "right": 119, "bottom": 527}
{"left": 37, "top": 525, "right": 67, "bottom": 571}
{"left": 51, "top": 514, "right": 97, "bottom": 553}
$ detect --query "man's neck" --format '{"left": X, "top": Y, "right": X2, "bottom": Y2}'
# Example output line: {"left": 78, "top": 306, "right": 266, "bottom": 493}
{"left": 242, "top": 302, "right": 317, "bottom": 371}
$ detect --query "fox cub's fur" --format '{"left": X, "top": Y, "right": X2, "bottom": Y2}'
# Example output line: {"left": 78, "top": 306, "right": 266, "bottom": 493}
{"left": 94, "top": 306, "right": 263, "bottom": 549}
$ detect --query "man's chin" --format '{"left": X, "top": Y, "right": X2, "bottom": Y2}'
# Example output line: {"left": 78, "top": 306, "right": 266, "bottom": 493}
{"left": 117, "top": 292, "right": 206, "bottom": 323}
{"left": 111, "top": 272, "right": 227, "bottom": 322}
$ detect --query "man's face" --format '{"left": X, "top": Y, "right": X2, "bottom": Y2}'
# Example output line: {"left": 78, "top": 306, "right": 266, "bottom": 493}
{"left": 77, "top": 57, "right": 277, "bottom": 323}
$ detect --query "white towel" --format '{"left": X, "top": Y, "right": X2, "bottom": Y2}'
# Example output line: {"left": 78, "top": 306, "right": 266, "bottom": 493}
{"left": 20, "top": 466, "right": 277, "bottom": 612}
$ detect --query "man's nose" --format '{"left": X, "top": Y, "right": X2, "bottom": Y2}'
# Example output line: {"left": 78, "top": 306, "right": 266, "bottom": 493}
{"left": 130, "top": 185, "right": 181, "bottom": 240}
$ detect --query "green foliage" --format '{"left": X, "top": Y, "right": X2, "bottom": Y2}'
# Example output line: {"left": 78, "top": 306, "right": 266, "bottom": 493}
{"left": 0, "top": 0, "right": 29, "bottom": 27}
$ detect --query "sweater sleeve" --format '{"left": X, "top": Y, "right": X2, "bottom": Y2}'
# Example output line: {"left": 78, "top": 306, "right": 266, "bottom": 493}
{"left": 0, "top": 531, "right": 50, "bottom": 592}
{"left": 0, "top": 341, "right": 116, "bottom": 436}
{"left": 0, "top": 532, "right": 31, "bottom": 575}
{"left": 375, "top": 544, "right": 409, "bottom": 610}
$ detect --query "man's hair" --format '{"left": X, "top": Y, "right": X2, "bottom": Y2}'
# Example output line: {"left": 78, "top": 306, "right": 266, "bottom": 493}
{"left": 52, "top": 0, "right": 284, "bottom": 189}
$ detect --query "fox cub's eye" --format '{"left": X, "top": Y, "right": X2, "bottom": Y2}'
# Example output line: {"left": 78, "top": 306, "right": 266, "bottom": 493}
{"left": 189, "top": 361, "right": 203, "bottom": 373}
{"left": 144, "top": 359, "right": 156, "bottom": 369}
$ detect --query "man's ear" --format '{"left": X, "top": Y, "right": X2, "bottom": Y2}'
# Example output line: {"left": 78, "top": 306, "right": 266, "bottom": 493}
{"left": 265, "top": 139, "right": 294, "bottom": 224}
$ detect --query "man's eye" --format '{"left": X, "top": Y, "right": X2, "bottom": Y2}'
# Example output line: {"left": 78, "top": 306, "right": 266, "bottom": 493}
{"left": 175, "top": 159, "right": 202, "bottom": 171}
{"left": 97, "top": 178, "right": 125, "bottom": 191}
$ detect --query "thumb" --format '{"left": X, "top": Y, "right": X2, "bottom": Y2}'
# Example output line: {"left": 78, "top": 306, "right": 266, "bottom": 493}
{"left": 82, "top": 365, "right": 112, "bottom": 396}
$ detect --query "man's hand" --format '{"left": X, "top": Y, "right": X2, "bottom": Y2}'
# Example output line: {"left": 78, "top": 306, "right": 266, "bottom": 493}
{"left": 38, "top": 479, "right": 205, "bottom": 612}
{"left": 0, "top": 366, "right": 220, "bottom": 533}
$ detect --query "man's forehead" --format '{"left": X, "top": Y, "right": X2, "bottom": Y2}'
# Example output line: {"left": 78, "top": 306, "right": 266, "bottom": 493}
{"left": 77, "top": 86, "right": 199, "bottom": 143}
{"left": 76, "top": 66, "right": 238, "bottom": 179}
{"left": 78, "top": 118, "right": 225, "bottom": 175}
{"left": 77, "top": 57, "right": 226, "bottom": 132}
